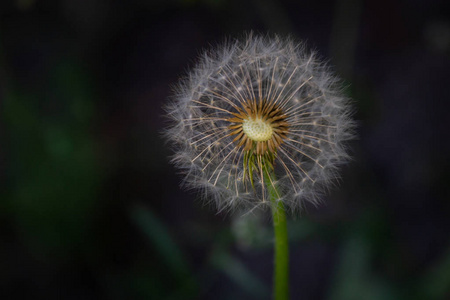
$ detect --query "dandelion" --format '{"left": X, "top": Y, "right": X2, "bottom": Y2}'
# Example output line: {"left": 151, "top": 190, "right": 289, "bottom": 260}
{"left": 164, "top": 33, "right": 354, "bottom": 300}
{"left": 165, "top": 33, "right": 354, "bottom": 214}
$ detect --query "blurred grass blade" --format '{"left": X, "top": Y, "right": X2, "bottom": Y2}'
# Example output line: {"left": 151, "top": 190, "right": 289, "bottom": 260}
{"left": 420, "top": 244, "right": 450, "bottom": 299}
{"left": 130, "top": 204, "right": 190, "bottom": 279}
{"left": 328, "top": 237, "right": 397, "bottom": 300}
{"left": 328, "top": 237, "right": 370, "bottom": 300}
{"left": 210, "top": 250, "right": 269, "bottom": 298}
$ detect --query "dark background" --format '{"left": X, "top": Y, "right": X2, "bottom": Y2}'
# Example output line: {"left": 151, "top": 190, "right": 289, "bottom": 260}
{"left": 1, "top": 0, "right": 450, "bottom": 299}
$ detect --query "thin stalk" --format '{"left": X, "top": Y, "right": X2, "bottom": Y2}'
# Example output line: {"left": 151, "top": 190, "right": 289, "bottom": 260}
{"left": 266, "top": 171, "right": 289, "bottom": 300}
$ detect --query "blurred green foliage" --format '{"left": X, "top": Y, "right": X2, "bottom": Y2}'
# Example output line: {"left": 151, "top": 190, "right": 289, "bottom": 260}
{"left": 3, "top": 58, "right": 100, "bottom": 261}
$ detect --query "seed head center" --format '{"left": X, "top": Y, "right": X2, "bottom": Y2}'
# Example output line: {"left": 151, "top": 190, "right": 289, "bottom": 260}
{"left": 242, "top": 118, "right": 273, "bottom": 142}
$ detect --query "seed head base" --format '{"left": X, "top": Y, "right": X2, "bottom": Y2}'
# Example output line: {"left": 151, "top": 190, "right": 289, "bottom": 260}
{"left": 227, "top": 98, "right": 289, "bottom": 156}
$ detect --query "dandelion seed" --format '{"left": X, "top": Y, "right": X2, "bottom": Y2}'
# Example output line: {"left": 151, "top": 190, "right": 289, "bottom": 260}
{"left": 164, "top": 33, "right": 354, "bottom": 214}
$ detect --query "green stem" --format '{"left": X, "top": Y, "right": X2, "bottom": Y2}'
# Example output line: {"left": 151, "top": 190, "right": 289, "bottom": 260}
{"left": 266, "top": 172, "right": 289, "bottom": 300}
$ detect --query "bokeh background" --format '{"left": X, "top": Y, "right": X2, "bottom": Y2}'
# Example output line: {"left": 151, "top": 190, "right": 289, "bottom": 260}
{"left": 1, "top": 0, "right": 450, "bottom": 299}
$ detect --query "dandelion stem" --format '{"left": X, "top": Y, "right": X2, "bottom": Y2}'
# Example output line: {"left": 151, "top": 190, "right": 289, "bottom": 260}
{"left": 266, "top": 171, "right": 289, "bottom": 300}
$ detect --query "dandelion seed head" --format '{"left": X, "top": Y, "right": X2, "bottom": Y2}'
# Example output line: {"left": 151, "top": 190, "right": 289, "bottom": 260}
{"left": 164, "top": 33, "right": 355, "bottom": 214}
